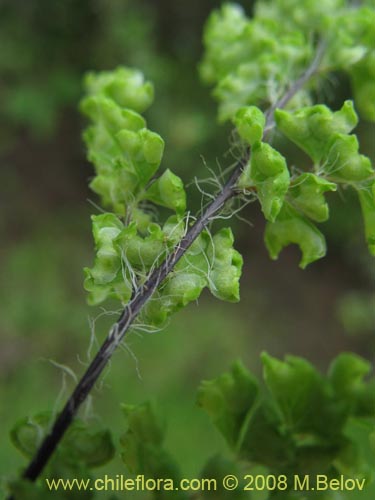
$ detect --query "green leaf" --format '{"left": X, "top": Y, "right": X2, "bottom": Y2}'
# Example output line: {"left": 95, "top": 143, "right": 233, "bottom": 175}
{"left": 197, "top": 361, "right": 258, "bottom": 448}
{"left": 328, "top": 352, "right": 375, "bottom": 417}
{"left": 115, "top": 222, "right": 166, "bottom": 268}
{"left": 329, "top": 352, "right": 371, "bottom": 397}
{"left": 80, "top": 95, "right": 146, "bottom": 134}
{"left": 322, "top": 133, "right": 373, "bottom": 182}
{"left": 238, "top": 402, "right": 293, "bottom": 469}
{"left": 10, "top": 412, "right": 52, "bottom": 458}
{"left": 233, "top": 106, "right": 265, "bottom": 146}
{"left": 83, "top": 271, "right": 132, "bottom": 306}
{"left": 88, "top": 213, "right": 123, "bottom": 284}
{"left": 116, "top": 128, "right": 165, "bottom": 185}
{"left": 264, "top": 204, "right": 326, "bottom": 268}
{"left": 208, "top": 228, "right": 243, "bottom": 302}
{"left": 121, "top": 402, "right": 166, "bottom": 452}
{"left": 62, "top": 424, "right": 115, "bottom": 468}
{"left": 275, "top": 101, "right": 358, "bottom": 164}
{"left": 84, "top": 67, "right": 154, "bottom": 113}
{"left": 10, "top": 413, "right": 115, "bottom": 473}
{"left": 289, "top": 173, "right": 336, "bottom": 222}
{"left": 120, "top": 402, "right": 187, "bottom": 499}
{"left": 262, "top": 353, "right": 335, "bottom": 435}
{"left": 239, "top": 142, "right": 290, "bottom": 222}
{"left": 89, "top": 165, "right": 139, "bottom": 212}
{"left": 145, "top": 169, "right": 187, "bottom": 215}
{"left": 355, "top": 180, "right": 375, "bottom": 256}
{"left": 200, "top": 3, "right": 312, "bottom": 121}
{"left": 83, "top": 213, "right": 133, "bottom": 305}
{"left": 162, "top": 272, "right": 207, "bottom": 310}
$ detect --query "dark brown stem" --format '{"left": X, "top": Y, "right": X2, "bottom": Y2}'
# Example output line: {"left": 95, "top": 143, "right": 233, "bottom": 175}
{"left": 10, "top": 45, "right": 325, "bottom": 493}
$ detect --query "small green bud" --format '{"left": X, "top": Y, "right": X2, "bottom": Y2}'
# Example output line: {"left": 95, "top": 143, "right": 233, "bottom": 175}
{"left": 239, "top": 142, "right": 290, "bottom": 222}
{"left": 145, "top": 169, "right": 186, "bottom": 215}
{"left": 233, "top": 106, "right": 265, "bottom": 145}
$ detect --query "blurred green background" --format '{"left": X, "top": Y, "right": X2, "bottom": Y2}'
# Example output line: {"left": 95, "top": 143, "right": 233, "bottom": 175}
{"left": 0, "top": 0, "right": 374, "bottom": 490}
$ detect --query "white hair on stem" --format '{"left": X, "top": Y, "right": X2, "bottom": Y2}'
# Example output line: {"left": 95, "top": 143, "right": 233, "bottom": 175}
{"left": 119, "top": 340, "right": 142, "bottom": 381}
{"left": 47, "top": 359, "right": 78, "bottom": 419}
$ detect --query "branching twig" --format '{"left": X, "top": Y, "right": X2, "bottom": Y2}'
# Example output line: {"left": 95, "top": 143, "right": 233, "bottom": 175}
{"left": 11, "top": 44, "right": 325, "bottom": 490}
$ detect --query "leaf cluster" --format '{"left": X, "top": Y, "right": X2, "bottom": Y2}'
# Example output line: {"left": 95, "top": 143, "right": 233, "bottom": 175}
{"left": 200, "top": 1, "right": 375, "bottom": 121}
{"left": 80, "top": 67, "right": 243, "bottom": 327}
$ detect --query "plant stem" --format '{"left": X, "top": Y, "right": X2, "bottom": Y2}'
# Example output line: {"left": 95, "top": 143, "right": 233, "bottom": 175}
{"left": 12, "top": 44, "right": 325, "bottom": 490}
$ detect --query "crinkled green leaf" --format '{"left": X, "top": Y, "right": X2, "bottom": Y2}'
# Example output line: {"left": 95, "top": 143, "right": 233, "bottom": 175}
{"left": 81, "top": 66, "right": 183, "bottom": 231}
{"left": 162, "top": 272, "right": 207, "bottom": 310}
{"left": 62, "top": 425, "right": 115, "bottom": 469}
{"left": 198, "top": 353, "right": 375, "bottom": 479}
{"left": 116, "top": 128, "right": 164, "bottom": 185}
{"left": 275, "top": 100, "right": 358, "bottom": 164}
{"left": 238, "top": 402, "right": 293, "bottom": 468}
{"left": 176, "top": 232, "right": 212, "bottom": 275}
{"left": 83, "top": 270, "right": 132, "bottom": 306}
{"left": 120, "top": 402, "right": 187, "bottom": 499}
{"left": 121, "top": 402, "right": 165, "bottom": 452}
{"left": 197, "top": 361, "right": 258, "bottom": 448}
{"left": 89, "top": 165, "right": 139, "bottom": 213}
{"left": 145, "top": 169, "right": 186, "bottom": 215}
{"left": 172, "top": 228, "right": 243, "bottom": 305}
{"left": 199, "top": 4, "right": 249, "bottom": 85}
{"left": 256, "top": 0, "right": 345, "bottom": 32}
{"left": 83, "top": 213, "right": 134, "bottom": 305}
{"left": 329, "top": 352, "right": 371, "bottom": 401}
{"left": 80, "top": 95, "right": 146, "bottom": 134}
{"left": 200, "top": 3, "right": 312, "bottom": 121}
{"left": 162, "top": 215, "right": 186, "bottom": 246}
{"left": 239, "top": 142, "right": 290, "bottom": 222}
{"left": 289, "top": 173, "right": 336, "bottom": 222}
{"left": 324, "top": 6, "right": 374, "bottom": 72}
{"left": 88, "top": 213, "right": 123, "bottom": 284}
{"left": 10, "top": 412, "right": 52, "bottom": 459}
{"left": 10, "top": 412, "right": 114, "bottom": 472}
{"left": 137, "top": 271, "right": 207, "bottom": 328}
{"left": 328, "top": 352, "right": 375, "bottom": 418}
{"left": 208, "top": 228, "right": 243, "bottom": 302}
{"left": 84, "top": 67, "right": 154, "bottom": 113}
{"left": 83, "top": 124, "right": 120, "bottom": 175}
{"left": 355, "top": 180, "right": 375, "bottom": 256}
{"left": 261, "top": 353, "right": 347, "bottom": 439}
{"left": 115, "top": 222, "right": 166, "bottom": 269}
{"left": 233, "top": 105, "right": 265, "bottom": 146}
{"left": 323, "top": 133, "right": 373, "bottom": 182}
{"left": 264, "top": 204, "right": 326, "bottom": 268}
